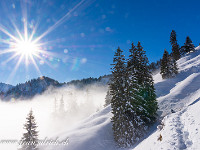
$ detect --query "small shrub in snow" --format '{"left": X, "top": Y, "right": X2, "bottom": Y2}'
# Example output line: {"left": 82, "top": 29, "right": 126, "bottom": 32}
{"left": 157, "top": 134, "right": 162, "bottom": 141}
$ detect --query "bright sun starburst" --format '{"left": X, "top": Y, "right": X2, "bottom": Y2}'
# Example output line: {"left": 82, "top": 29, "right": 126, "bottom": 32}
{"left": 0, "top": 21, "right": 52, "bottom": 81}
{"left": 0, "top": 0, "right": 86, "bottom": 82}
{"left": 13, "top": 40, "right": 38, "bottom": 56}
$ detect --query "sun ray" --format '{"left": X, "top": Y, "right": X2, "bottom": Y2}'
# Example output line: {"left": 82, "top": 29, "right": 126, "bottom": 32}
{"left": 6, "top": 54, "right": 24, "bottom": 83}
{"left": 0, "top": 25, "right": 20, "bottom": 43}
{"left": 0, "top": 48, "right": 19, "bottom": 55}
{"left": 2, "top": 52, "right": 21, "bottom": 65}
{"left": 0, "top": 0, "right": 93, "bottom": 82}
{"left": 30, "top": 54, "right": 42, "bottom": 76}
{"left": 33, "top": 0, "right": 86, "bottom": 44}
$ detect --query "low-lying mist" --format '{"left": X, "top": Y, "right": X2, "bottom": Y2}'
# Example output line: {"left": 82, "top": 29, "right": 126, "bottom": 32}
{"left": 0, "top": 84, "right": 107, "bottom": 149}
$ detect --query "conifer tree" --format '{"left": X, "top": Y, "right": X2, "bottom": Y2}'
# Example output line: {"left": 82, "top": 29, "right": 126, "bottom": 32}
{"left": 111, "top": 44, "right": 158, "bottom": 147}
{"left": 127, "top": 43, "right": 147, "bottom": 139}
{"left": 160, "top": 49, "right": 178, "bottom": 79}
{"left": 170, "top": 30, "right": 180, "bottom": 60}
{"left": 180, "top": 36, "right": 195, "bottom": 55}
{"left": 110, "top": 47, "right": 135, "bottom": 147}
{"left": 59, "top": 95, "right": 65, "bottom": 115}
{"left": 134, "top": 42, "right": 158, "bottom": 124}
{"left": 169, "top": 56, "right": 178, "bottom": 77}
{"left": 104, "top": 88, "right": 112, "bottom": 107}
{"left": 20, "top": 109, "right": 39, "bottom": 150}
{"left": 160, "top": 49, "right": 170, "bottom": 79}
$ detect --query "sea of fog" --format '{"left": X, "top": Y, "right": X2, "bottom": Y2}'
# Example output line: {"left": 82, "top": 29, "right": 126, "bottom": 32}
{"left": 0, "top": 84, "right": 107, "bottom": 149}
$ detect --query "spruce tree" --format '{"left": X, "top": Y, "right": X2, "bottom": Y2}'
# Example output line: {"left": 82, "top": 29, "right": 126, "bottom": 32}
{"left": 170, "top": 30, "right": 180, "bottom": 60}
{"left": 111, "top": 44, "right": 158, "bottom": 147}
{"left": 104, "top": 88, "right": 112, "bottom": 107}
{"left": 127, "top": 43, "right": 147, "bottom": 139}
{"left": 59, "top": 95, "right": 65, "bottom": 114}
{"left": 180, "top": 36, "right": 195, "bottom": 55}
{"left": 20, "top": 109, "right": 39, "bottom": 150}
{"left": 160, "top": 49, "right": 170, "bottom": 79}
{"left": 110, "top": 47, "right": 135, "bottom": 147}
{"left": 160, "top": 49, "right": 178, "bottom": 79}
{"left": 169, "top": 56, "right": 178, "bottom": 77}
{"left": 134, "top": 42, "right": 158, "bottom": 124}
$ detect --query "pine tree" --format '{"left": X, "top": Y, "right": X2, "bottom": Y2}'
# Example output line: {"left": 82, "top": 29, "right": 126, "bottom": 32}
{"left": 59, "top": 95, "right": 65, "bottom": 115}
{"left": 104, "top": 87, "right": 112, "bottom": 107}
{"left": 127, "top": 43, "right": 147, "bottom": 139}
{"left": 169, "top": 56, "right": 178, "bottom": 77}
{"left": 20, "top": 109, "right": 39, "bottom": 150}
{"left": 160, "top": 49, "right": 178, "bottom": 79}
{"left": 170, "top": 30, "right": 180, "bottom": 60}
{"left": 160, "top": 49, "right": 170, "bottom": 79}
{"left": 134, "top": 42, "right": 158, "bottom": 124}
{"left": 111, "top": 44, "right": 158, "bottom": 147}
{"left": 180, "top": 36, "right": 195, "bottom": 55}
{"left": 110, "top": 47, "right": 134, "bottom": 147}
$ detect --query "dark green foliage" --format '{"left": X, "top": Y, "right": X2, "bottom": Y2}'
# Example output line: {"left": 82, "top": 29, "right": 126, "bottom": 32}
{"left": 110, "top": 47, "right": 132, "bottom": 147}
{"left": 20, "top": 109, "right": 39, "bottom": 150}
{"left": 133, "top": 42, "right": 158, "bottom": 124}
{"left": 148, "top": 59, "right": 161, "bottom": 72}
{"left": 160, "top": 49, "right": 178, "bottom": 79}
{"left": 66, "top": 77, "right": 99, "bottom": 88}
{"left": 180, "top": 36, "right": 195, "bottom": 55}
{"left": 160, "top": 49, "right": 170, "bottom": 79}
{"left": 170, "top": 30, "right": 180, "bottom": 60}
{"left": 110, "top": 43, "right": 158, "bottom": 147}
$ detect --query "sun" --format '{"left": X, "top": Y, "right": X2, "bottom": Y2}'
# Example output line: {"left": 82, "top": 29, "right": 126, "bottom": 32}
{"left": 12, "top": 40, "right": 39, "bottom": 56}
{"left": 0, "top": 0, "right": 86, "bottom": 82}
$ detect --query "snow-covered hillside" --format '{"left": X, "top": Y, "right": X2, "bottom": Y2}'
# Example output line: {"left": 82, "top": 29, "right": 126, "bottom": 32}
{"left": 44, "top": 47, "right": 200, "bottom": 150}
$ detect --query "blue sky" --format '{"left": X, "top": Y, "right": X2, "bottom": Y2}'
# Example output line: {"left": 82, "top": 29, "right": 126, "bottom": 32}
{"left": 0, "top": 0, "right": 200, "bottom": 85}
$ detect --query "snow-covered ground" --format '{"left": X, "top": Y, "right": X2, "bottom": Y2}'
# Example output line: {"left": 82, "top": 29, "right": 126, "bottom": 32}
{"left": 44, "top": 47, "right": 200, "bottom": 150}
{"left": 1, "top": 48, "right": 200, "bottom": 150}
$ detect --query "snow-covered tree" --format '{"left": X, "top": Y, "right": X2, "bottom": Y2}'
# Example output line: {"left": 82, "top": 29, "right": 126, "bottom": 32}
{"left": 170, "top": 30, "right": 180, "bottom": 60}
{"left": 180, "top": 36, "right": 195, "bottom": 55}
{"left": 20, "top": 109, "right": 39, "bottom": 150}
{"left": 59, "top": 95, "right": 65, "bottom": 114}
{"left": 160, "top": 49, "right": 178, "bottom": 79}
{"left": 110, "top": 47, "right": 132, "bottom": 147}
{"left": 132, "top": 42, "right": 158, "bottom": 124}
{"left": 110, "top": 44, "right": 158, "bottom": 147}
{"left": 126, "top": 43, "right": 147, "bottom": 140}
{"left": 104, "top": 87, "right": 112, "bottom": 107}
{"left": 160, "top": 49, "right": 170, "bottom": 79}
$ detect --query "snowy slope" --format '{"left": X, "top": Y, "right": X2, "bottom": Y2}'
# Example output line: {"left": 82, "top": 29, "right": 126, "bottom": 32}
{"left": 155, "top": 46, "right": 200, "bottom": 116}
{"left": 134, "top": 95, "right": 200, "bottom": 150}
{"left": 45, "top": 47, "right": 200, "bottom": 150}
{"left": 42, "top": 106, "right": 118, "bottom": 150}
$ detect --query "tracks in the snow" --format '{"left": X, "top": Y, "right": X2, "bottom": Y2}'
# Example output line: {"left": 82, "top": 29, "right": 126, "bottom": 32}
{"left": 170, "top": 108, "right": 193, "bottom": 150}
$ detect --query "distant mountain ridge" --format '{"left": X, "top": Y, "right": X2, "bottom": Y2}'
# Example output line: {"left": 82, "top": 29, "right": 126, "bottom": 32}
{"left": 0, "top": 83, "right": 13, "bottom": 93}
{"left": 1, "top": 76, "right": 63, "bottom": 100}
{"left": 0, "top": 75, "right": 111, "bottom": 100}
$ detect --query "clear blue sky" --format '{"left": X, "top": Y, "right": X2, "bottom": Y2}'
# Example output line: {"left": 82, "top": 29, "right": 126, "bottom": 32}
{"left": 0, "top": 0, "right": 200, "bottom": 85}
